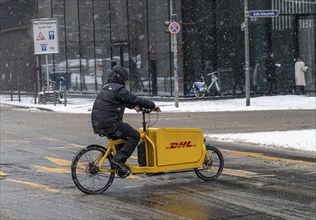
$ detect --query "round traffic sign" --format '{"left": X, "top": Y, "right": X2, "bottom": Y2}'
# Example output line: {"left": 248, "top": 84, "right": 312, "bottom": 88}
{"left": 168, "top": 22, "right": 181, "bottom": 35}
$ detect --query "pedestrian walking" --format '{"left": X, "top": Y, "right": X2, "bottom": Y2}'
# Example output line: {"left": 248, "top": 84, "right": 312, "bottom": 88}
{"left": 295, "top": 57, "right": 308, "bottom": 95}
{"left": 265, "top": 52, "right": 281, "bottom": 95}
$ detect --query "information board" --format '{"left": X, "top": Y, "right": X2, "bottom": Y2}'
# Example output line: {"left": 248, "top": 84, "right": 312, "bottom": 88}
{"left": 32, "top": 18, "right": 59, "bottom": 55}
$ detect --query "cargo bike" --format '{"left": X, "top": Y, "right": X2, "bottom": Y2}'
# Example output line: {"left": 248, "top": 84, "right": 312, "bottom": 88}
{"left": 71, "top": 108, "right": 224, "bottom": 194}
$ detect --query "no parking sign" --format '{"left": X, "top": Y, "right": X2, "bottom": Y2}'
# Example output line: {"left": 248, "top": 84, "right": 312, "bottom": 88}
{"left": 168, "top": 21, "right": 181, "bottom": 35}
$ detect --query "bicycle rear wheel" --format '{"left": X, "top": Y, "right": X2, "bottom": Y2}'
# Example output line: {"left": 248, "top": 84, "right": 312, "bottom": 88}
{"left": 71, "top": 145, "right": 115, "bottom": 194}
{"left": 195, "top": 145, "right": 224, "bottom": 181}
{"left": 193, "top": 86, "right": 206, "bottom": 98}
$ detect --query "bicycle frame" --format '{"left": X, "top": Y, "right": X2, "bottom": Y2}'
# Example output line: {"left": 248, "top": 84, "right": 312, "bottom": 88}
{"left": 205, "top": 72, "right": 220, "bottom": 92}
{"left": 71, "top": 109, "right": 224, "bottom": 194}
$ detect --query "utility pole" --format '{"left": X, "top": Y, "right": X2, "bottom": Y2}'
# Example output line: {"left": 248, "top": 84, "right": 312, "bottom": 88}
{"left": 172, "top": 22, "right": 179, "bottom": 108}
{"left": 244, "top": 0, "right": 251, "bottom": 106}
{"left": 164, "top": 1, "right": 180, "bottom": 107}
{"left": 170, "top": 0, "right": 179, "bottom": 107}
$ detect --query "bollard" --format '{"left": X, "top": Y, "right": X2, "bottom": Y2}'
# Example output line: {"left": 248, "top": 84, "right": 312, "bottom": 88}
{"left": 64, "top": 84, "right": 67, "bottom": 106}
{"left": 18, "top": 84, "right": 21, "bottom": 102}
{"left": 53, "top": 84, "right": 56, "bottom": 106}
{"left": 43, "top": 85, "right": 46, "bottom": 105}
{"left": 10, "top": 84, "right": 13, "bottom": 101}
{"left": 34, "top": 84, "right": 37, "bottom": 104}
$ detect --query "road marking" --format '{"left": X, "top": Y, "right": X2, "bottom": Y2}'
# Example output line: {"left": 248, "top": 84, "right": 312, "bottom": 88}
{"left": 45, "top": 156, "right": 71, "bottom": 166}
{"left": 66, "top": 143, "right": 85, "bottom": 148}
{"left": 125, "top": 185, "right": 145, "bottom": 188}
{"left": 222, "top": 149, "right": 316, "bottom": 165}
{"left": 4, "top": 131, "right": 17, "bottom": 135}
{"left": 0, "top": 171, "right": 8, "bottom": 176}
{"left": 222, "top": 168, "right": 260, "bottom": 177}
{"left": 33, "top": 165, "right": 70, "bottom": 173}
{"left": 5, "top": 178, "right": 59, "bottom": 193}
{"left": 48, "top": 143, "right": 85, "bottom": 150}
{"left": 0, "top": 140, "right": 30, "bottom": 143}
{"left": 40, "top": 137, "right": 59, "bottom": 142}
{"left": 127, "top": 175, "right": 140, "bottom": 179}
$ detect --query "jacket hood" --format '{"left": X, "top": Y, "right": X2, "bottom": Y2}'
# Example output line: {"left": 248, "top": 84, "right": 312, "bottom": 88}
{"left": 108, "top": 66, "right": 129, "bottom": 85}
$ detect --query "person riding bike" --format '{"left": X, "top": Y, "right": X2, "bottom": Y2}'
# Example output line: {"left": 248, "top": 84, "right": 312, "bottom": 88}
{"left": 91, "top": 66, "right": 160, "bottom": 174}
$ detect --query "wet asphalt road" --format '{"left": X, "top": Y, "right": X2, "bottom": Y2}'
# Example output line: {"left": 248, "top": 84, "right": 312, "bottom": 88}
{"left": 0, "top": 105, "right": 315, "bottom": 220}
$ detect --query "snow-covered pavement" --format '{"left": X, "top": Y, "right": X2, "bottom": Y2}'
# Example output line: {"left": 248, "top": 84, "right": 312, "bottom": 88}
{"left": 1, "top": 94, "right": 315, "bottom": 152}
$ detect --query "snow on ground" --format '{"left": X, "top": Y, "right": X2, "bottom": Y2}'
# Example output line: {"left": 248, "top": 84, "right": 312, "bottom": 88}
{"left": 1, "top": 94, "right": 315, "bottom": 152}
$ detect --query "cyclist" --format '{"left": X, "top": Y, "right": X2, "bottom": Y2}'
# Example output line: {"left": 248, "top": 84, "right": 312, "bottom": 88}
{"left": 91, "top": 65, "right": 160, "bottom": 174}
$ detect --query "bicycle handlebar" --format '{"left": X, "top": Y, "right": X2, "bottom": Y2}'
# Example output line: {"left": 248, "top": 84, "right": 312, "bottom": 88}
{"left": 207, "top": 71, "right": 218, "bottom": 76}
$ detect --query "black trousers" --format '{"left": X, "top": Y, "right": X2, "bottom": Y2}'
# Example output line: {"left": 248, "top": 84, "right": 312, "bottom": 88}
{"left": 296, "top": 85, "right": 305, "bottom": 95}
{"left": 112, "top": 122, "right": 140, "bottom": 163}
{"left": 267, "top": 79, "right": 278, "bottom": 94}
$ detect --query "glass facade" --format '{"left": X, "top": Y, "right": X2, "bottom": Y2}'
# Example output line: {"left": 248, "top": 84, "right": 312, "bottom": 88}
{"left": 0, "top": 0, "right": 315, "bottom": 95}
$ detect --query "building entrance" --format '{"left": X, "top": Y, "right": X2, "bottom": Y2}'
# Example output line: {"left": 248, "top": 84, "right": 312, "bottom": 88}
{"left": 297, "top": 15, "right": 315, "bottom": 91}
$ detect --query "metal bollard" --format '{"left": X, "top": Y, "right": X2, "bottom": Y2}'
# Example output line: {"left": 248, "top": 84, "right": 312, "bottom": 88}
{"left": 53, "top": 84, "right": 56, "bottom": 106}
{"left": 10, "top": 84, "right": 13, "bottom": 101}
{"left": 43, "top": 85, "right": 46, "bottom": 105}
{"left": 34, "top": 84, "right": 37, "bottom": 104}
{"left": 64, "top": 84, "right": 67, "bottom": 106}
{"left": 18, "top": 84, "right": 21, "bottom": 102}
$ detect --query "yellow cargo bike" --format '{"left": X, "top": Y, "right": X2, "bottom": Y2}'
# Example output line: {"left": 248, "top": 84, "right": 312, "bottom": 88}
{"left": 71, "top": 109, "right": 224, "bottom": 194}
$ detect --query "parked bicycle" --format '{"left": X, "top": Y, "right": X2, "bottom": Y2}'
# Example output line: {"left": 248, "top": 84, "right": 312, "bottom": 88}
{"left": 192, "top": 71, "right": 221, "bottom": 98}
{"left": 71, "top": 108, "right": 224, "bottom": 194}
{"left": 129, "top": 78, "right": 144, "bottom": 93}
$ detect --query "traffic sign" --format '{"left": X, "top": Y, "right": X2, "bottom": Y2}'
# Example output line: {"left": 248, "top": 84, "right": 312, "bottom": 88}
{"left": 32, "top": 18, "right": 59, "bottom": 55}
{"left": 249, "top": 10, "right": 279, "bottom": 18}
{"left": 168, "top": 22, "right": 181, "bottom": 35}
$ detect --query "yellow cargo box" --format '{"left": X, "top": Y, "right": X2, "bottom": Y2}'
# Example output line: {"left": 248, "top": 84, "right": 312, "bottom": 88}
{"left": 140, "top": 128, "right": 205, "bottom": 167}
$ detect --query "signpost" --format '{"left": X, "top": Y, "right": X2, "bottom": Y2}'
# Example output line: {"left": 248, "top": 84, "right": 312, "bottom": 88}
{"left": 169, "top": 21, "right": 181, "bottom": 108}
{"left": 242, "top": 5, "right": 280, "bottom": 106}
{"left": 32, "top": 18, "right": 59, "bottom": 91}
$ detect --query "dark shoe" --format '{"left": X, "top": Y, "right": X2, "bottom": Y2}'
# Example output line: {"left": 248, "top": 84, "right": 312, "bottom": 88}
{"left": 111, "top": 159, "right": 130, "bottom": 174}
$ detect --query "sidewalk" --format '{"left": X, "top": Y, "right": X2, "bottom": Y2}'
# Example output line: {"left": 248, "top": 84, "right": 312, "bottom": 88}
{"left": 1, "top": 94, "right": 315, "bottom": 152}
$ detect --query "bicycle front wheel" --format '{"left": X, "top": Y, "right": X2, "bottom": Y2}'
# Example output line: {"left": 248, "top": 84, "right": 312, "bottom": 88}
{"left": 71, "top": 145, "right": 115, "bottom": 194}
{"left": 193, "top": 86, "right": 206, "bottom": 98}
{"left": 195, "top": 145, "right": 224, "bottom": 181}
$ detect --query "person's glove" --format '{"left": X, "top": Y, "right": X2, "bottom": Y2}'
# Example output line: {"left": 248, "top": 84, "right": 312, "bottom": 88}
{"left": 153, "top": 106, "right": 161, "bottom": 112}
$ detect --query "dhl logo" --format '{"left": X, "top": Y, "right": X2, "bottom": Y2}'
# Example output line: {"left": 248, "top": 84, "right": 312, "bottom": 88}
{"left": 166, "top": 141, "right": 196, "bottom": 149}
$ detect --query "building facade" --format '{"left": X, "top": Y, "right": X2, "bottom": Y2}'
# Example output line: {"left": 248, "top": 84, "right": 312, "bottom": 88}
{"left": 0, "top": 0, "right": 315, "bottom": 96}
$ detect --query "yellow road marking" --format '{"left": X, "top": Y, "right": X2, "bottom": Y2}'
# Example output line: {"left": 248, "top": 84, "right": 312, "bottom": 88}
{"left": 40, "top": 137, "right": 59, "bottom": 142}
{"left": 127, "top": 175, "right": 140, "bottom": 179}
{"left": 130, "top": 156, "right": 138, "bottom": 160}
{"left": 33, "top": 165, "right": 70, "bottom": 173}
{"left": 125, "top": 185, "right": 145, "bottom": 188}
{"left": 66, "top": 143, "right": 85, "bottom": 148}
{"left": 0, "top": 171, "right": 8, "bottom": 176}
{"left": 4, "top": 131, "right": 17, "bottom": 135}
{"left": 222, "top": 168, "right": 266, "bottom": 178}
{"left": 222, "top": 149, "right": 316, "bottom": 165}
{"left": 45, "top": 156, "right": 71, "bottom": 166}
{"left": 5, "top": 178, "right": 59, "bottom": 193}
{"left": 0, "top": 140, "right": 30, "bottom": 143}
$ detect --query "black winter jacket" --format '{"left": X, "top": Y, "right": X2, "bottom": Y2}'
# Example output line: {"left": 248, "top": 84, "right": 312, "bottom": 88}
{"left": 91, "top": 83, "right": 155, "bottom": 135}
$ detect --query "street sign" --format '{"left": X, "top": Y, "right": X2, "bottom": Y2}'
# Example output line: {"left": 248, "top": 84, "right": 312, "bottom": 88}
{"left": 249, "top": 10, "right": 279, "bottom": 18}
{"left": 168, "top": 21, "right": 181, "bottom": 35}
{"left": 32, "top": 18, "right": 59, "bottom": 55}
